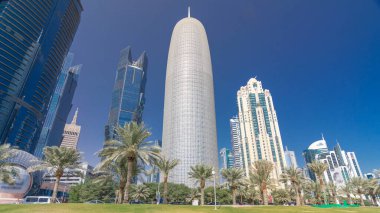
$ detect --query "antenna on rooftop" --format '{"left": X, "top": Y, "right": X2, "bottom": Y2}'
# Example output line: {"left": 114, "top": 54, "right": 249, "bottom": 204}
{"left": 188, "top": 6, "right": 190, "bottom": 18}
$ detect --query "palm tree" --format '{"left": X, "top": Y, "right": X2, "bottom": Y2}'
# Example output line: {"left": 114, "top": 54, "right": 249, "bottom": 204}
{"left": 350, "top": 177, "right": 369, "bottom": 206}
{"left": 307, "top": 161, "right": 328, "bottom": 203}
{"left": 188, "top": 164, "right": 213, "bottom": 205}
{"left": 98, "top": 122, "right": 160, "bottom": 203}
{"left": 0, "top": 144, "right": 19, "bottom": 184}
{"left": 153, "top": 155, "right": 179, "bottom": 204}
{"left": 221, "top": 168, "right": 245, "bottom": 205}
{"left": 366, "top": 179, "right": 379, "bottom": 206}
{"left": 339, "top": 183, "right": 353, "bottom": 205}
{"left": 28, "top": 146, "right": 81, "bottom": 203}
{"left": 250, "top": 160, "right": 273, "bottom": 205}
{"left": 94, "top": 157, "right": 135, "bottom": 204}
{"left": 130, "top": 184, "right": 150, "bottom": 201}
{"left": 327, "top": 182, "right": 338, "bottom": 204}
{"left": 280, "top": 167, "right": 304, "bottom": 206}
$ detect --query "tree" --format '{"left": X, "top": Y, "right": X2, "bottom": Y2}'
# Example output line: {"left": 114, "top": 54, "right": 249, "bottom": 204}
{"left": 327, "top": 182, "right": 338, "bottom": 204}
{"left": 0, "top": 144, "right": 19, "bottom": 184}
{"left": 221, "top": 168, "right": 245, "bottom": 205}
{"left": 250, "top": 160, "right": 273, "bottom": 205}
{"left": 303, "top": 180, "right": 320, "bottom": 204}
{"left": 280, "top": 167, "right": 304, "bottom": 206}
{"left": 366, "top": 179, "right": 379, "bottom": 206}
{"left": 272, "top": 189, "right": 290, "bottom": 205}
{"left": 153, "top": 155, "right": 179, "bottom": 204}
{"left": 307, "top": 161, "right": 328, "bottom": 203}
{"left": 28, "top": 146, "right": 81, "bottom": 203}
{"left": 350, "top": 177, "right": 369, "bottom": 206}
{"left": 338, "top": 183, "right": 353, "bottom": 205}
{"left": 188, "top": 164, "right": 213, "bottom": 205}
{"left": 94, "top": 157, "right": 140, "bottom": 204}
{"left": 98, "top": 122, "right": 160, "bottom": 203}
{"left": 130, "top": 184, "right": 150, "bottom": 201}
{"left": 69, "top": 178, "right": 115, "bottom": 203}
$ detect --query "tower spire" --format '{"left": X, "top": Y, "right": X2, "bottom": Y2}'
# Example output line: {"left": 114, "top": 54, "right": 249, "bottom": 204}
{"left": 72, "top": 108, "right": 79, "bottom": 124}
{"left": 188, "top": 6, "right": 190, "bottom": 18}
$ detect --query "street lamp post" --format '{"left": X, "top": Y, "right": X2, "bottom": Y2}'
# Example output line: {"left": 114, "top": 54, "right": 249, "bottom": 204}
{"left": 212, "top": 169, "right": 217, "bottom": 210}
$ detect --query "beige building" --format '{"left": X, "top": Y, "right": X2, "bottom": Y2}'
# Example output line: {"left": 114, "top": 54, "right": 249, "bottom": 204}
{"left": 60, "top": 108, "right": 81, "bottom": 149}
{"left": 237, "top": 78, "right": 286, "bottom": 182}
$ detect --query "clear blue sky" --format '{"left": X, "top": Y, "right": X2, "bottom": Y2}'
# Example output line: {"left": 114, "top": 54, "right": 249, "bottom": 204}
{"left": 68, "top": 0, "right": 380, "bottom": 173}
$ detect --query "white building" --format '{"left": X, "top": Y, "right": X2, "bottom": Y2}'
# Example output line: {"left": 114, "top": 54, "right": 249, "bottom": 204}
{"left": 303, "top": 138, "right": 363, "bottom": 188}
{"left": 41, "top": 163, "right": 93, "bottom": 187}
{"left": 162, "top": 8, "right": 218, "bottom": 186}
{"left": 229, "top": 117, "right": 243, "bottom": 168}
{"left": 284, "top": 146, "right": 298, "bottom": 168}
{"left": 60, "top": 108, "right": 81, "bottom": 149}
{"left": 237, "top": 78, "right": 286, "bottom": 182}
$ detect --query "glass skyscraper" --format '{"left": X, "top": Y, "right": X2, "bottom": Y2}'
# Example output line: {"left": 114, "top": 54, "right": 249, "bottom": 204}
{"left": 0, "top": 0, "right": 83, "bottom": 154}
{"left": 105, "top": 46, "right": 148, "bottom": 141}
{"left": 34, "top": 53, "right": 82, "bottom": 158}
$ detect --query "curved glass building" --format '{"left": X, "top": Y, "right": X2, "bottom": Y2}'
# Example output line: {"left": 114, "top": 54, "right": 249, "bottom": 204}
{"left": 0, "top": 0, "right": 83, "bottom": 153}
{"left": 162, "top": 11, "right": 218, "bottom": 186}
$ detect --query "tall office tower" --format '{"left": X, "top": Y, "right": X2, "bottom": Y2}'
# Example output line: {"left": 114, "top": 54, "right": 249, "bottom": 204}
{"left": 303, "top": 138, "right": 363, "bottom": 187}
{"left": 284, "top": 146, "right": 298, "bottom": 168}
{"left": 162, "top": 9, "right": 218, "bottom": 186}
{"left": 0, "top": 0, "right": 83, "bottom": 154}
{"left": 34, "top": 53, "right": 82, "bottom": 158}
{"left": 104, "top": 47, "right": 147, "bottom": 141}
{"left": 346, "top": 152, "right": 363, "bottom": 178}
{"left": 220, "top": 148, "right": 234, "bottom": 169}
{"left": 237, "top": 78, "right": 286, "bottom": 181}
{"left": 60, "top": 108, "right": 81, "bottom": 149}
{"left": 230, "top": 117, "right": 243, "bottom": 168}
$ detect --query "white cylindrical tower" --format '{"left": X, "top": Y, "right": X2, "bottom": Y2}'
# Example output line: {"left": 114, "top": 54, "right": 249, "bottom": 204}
{"left": 162, "top": 12, "right": 218, "bottom": 186}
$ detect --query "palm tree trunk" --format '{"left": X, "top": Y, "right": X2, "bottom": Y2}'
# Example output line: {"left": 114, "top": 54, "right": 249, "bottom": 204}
{"left": 123, "top": 159, "right": 134, "bottom": 204}
{"left": 240, "top": 193, "right": 242, "bottom": 205}
{"left": 163, "top": 175, "right": 168, "bottom": 204}
{"left": 298, "top": 188, "right": 304, "bottom": 206}
{"left": 360, "top": 194, "right": 365, "bottom": 206}
{"left": 295, "top": 185, "right": 301, "bottom": 206}
{"left": 200, "top": 187, "right": 205, "bottom": 205}
{"left": 232, "top": 188, "right": 237, "bottom": 205}
{"left": 319, "top": 177, "right": 325, "bottom": 204}
{"left": 371, "top": 194, "right": 378, "bottom": 206}
{"left": 119, "top": 184, "right": 125, "bottom": 204}
{"left": 52, "top": 175, "right": 61, "bottom": 203}
{"left": 263, "top": 185, "right": 268, "bottom": 205}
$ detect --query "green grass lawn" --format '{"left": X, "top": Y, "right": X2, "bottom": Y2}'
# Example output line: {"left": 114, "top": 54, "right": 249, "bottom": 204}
{"left": 0, "top": 204, "right": 379, "bottom": 213}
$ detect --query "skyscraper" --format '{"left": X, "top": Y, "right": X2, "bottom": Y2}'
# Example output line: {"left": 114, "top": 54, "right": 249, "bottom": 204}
{"left": 303, "top": 137, "right": 363, "bottom": 187}
{"left": 237, "top": 78, "right": 286, "bottom": 181}
{"left": 60, "top": 108, "right": 81, "bottom": 149}
{"left": 230, "top": 117, "right": 243, "bottom": 168}
{"left": 284, "top": 146, "right": 298, "bottom": 168}
{"left": 220, "top": 148, "right": 234, "bottom": 169}
{"left": 162, "top": 9, "right": 218, "bottom": 186}
{"left": 34, "top": 53, "right": 82, "bottom": 158}
{"left": 104, "top": 47, "right": 147, "bottom": 141}
{"left": 0, "top": 0, "right": 83, "bottom": 154}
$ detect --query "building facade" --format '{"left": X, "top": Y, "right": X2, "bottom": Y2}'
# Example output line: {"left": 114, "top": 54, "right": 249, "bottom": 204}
{"left": 104, "top": 46, "right": 147, "bottom": 141}
{"left": 284, "top": 146, "right": 298, "bottom": 168}
{"left": 162, "top": 11, "right": 219, "bottom": 186}
{"left": 34, "top": 54, "right": 81, "bottom": 158}
{"left": 303, "top": 138, "right": 363, "bottom": 187}
{"left": 237, "top": 78, "right": 286, "bottom": 181}
{"left": 0, "top": 0, "right": 83, "bottom": 154}
{"left": 220, "top": 148, "right": 234, "bottom": 169}
{"left": 229, "top": 117, "right": 243, "bottom": 168}
{"left": 60, "top": 108, "right": 81, "bottom": 149}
